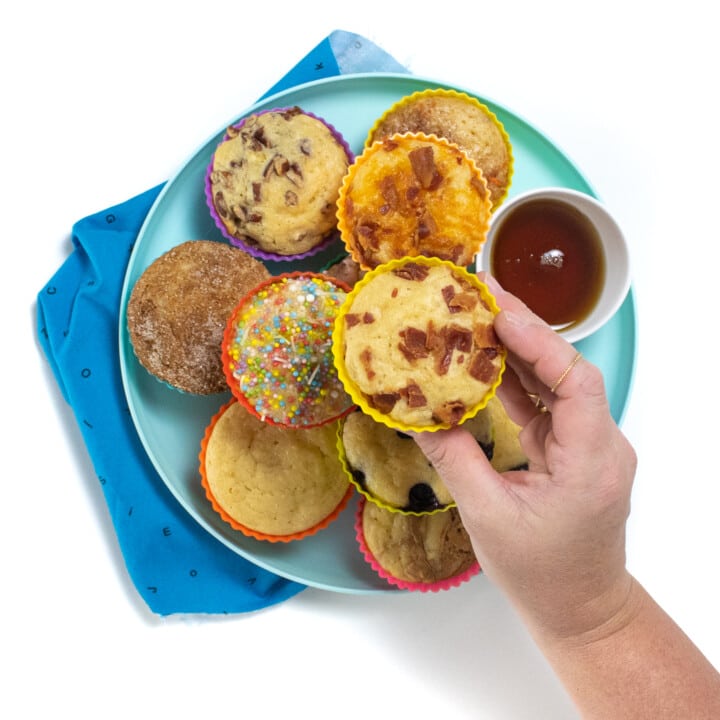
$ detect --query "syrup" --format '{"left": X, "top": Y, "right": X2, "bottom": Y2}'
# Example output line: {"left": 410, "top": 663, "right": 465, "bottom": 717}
{"left": 491, "top": 198, "right": 605, "bottom": 329}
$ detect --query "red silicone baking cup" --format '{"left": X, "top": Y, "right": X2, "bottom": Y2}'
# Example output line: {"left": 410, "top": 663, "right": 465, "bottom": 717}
{"left": 353, "top": 498, "right": 481, "bottom": 592}
{"left": 199, "top": 399, "right": 353, "bottom": 543}
{"left": 205, "top": 107, "right": 354, "bottom": 262}
{"left": 222, "top": 272, "right": 356, "bottom": 429}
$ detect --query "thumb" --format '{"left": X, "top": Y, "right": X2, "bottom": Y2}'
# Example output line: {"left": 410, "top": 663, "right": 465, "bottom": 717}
{"left": 412, "top": 427, "right": 500, "bottom": 510}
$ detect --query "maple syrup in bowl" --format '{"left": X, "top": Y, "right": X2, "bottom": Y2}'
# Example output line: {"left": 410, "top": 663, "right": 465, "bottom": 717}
{"left": 478, "top": 187, "right": 630, "bottom": 343}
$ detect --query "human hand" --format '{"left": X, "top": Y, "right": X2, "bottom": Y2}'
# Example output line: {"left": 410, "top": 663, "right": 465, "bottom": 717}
{"left": 413, "top": 273, "right": 638, "bottom": 642}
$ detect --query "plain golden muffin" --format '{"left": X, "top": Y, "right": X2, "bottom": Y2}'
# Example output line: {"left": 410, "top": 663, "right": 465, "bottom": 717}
{"left": 336, "top": 132, "right": 492, "bottom": 270}
{"left": 334, "top": 258, "right": 505, "bottom": 430}
{"left": 360, "top": 501, "right": 477, "bottom": 585}
{"left": 367, "top": 89, "right": 513, "bottom": 209}
{"left": 207, "top": 107, "right": 351, "bottom": 257}
{"left": 201, "top": 401, "right": 350, "bottom": 539}
{"left": 126, "top": 240, "right": 270, "bottom": 394}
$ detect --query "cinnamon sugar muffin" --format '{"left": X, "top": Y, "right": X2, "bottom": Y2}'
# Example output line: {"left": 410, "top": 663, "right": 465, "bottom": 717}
{"left": 206, "top": 106, "right": 352, "bottom": 260}
{"left": 367, "top": 89, "right": 513, "bottom": 209}
{"left": 332, "top": 256, "right": 506, "bottom": 431}
{"left": 336, "top": 132, "right": 492, "bottom": 270}
{"left": 126, "top": 239, "right": 270, "bottom": 394}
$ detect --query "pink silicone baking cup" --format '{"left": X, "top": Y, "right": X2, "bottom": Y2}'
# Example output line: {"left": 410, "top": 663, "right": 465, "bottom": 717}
{"left": 205, "top": 107, "right": 354, "bottom": 262}
{"left": 199, "top": 399, "right": 353, "bottom": 543}
{"left": 353, "top": 498, "right": 481, "bottom": 592}
{"left": 222, "top": 272, "right": 356, "bottom": 429}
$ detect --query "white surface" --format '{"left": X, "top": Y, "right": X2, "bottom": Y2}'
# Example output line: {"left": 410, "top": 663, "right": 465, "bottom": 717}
{"left": 5, "top": 2, "right": 719, "bottom": 718}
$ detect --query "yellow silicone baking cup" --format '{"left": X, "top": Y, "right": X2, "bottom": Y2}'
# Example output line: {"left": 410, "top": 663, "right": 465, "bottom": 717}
{"left": 335, "top": 415, "right": 455, "bottom": 516}
{"left": 364, "top": 88, "right": 514, "bottom": 210}
{"left": 331, "top": 255, "right": 507, "bottom": 433}
{"left": 336, "top": 131, "right": 493, "bottom": 272}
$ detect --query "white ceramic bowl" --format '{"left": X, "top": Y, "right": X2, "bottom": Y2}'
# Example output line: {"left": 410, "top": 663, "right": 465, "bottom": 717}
{"left": 477, "top": 187, "right": 631, "bottom": 344}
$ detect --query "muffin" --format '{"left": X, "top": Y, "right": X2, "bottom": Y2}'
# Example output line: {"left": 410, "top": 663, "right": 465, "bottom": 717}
{"left": 200, "top": 400, "right": 352, "bottom": 542}
{"left": 322, "top": 253, "right": 365, "bottom": 288}
{"left": 366, "top": 89, "right": 513, "bottom": 209}
{"left": 355, "top": 498, "right": 480, "bottom": 591}
{"left": 486, "top": 396, "right": 529, "bottom": 472}
{"left": 126, "top": 239, "right": 270, "bottom": 394}
{"left": 205, "top": 106, "right": 353, "bottom": 261}
{"left": 336, "top": 132, "right": 493, "bottom": 270}
{"left": 339, "top": 408, "right": 493, "bottom": 514}
{"left": 332, "top": 256, "right": 506, "bottom": 431}
{"left": 222, "top": 272, "right": 355, "bottom": 428}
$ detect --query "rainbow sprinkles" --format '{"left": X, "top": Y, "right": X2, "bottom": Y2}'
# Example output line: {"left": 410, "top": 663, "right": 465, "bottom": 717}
{"left": 222, "top": 273, "right": 355, "bottom": 428}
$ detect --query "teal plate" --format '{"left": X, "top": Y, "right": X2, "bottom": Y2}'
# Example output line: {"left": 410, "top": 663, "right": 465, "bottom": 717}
{"left": 119, "top": 73, "right": 637, "bottom": 594}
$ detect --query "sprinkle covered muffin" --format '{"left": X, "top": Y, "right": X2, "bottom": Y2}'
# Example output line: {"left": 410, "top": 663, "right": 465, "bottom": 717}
{"left": 332, "top": 256, "right": 506, "bottom": 431}
{"left": 200, "top": 400, "right": 352, "bottom": 542}
{"left": 355, "top": 498, "right": 480, "bottom": 591}
{"left": 206, "top": 106, "right": 353, "bottom": 261}
{"left": 336, "top": 132, "right": 493, "bottom": 270}
{"left": 126, "top": 239, "right": 270, "bottom": 394}
{"left": 367, "top": 89, "right": 513, "bottom": 209}
{"left": 222, "top": 272, "right": 355, "bottom": 428}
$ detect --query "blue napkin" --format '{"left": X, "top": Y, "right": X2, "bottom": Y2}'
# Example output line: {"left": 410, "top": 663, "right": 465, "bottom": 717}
{"left": 36, "top": 30, "right": 407, "bottom": 616}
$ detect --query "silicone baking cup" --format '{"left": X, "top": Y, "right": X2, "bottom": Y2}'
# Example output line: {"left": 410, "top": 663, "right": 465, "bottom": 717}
{"left": 336, "top": 131, "right": 493, "bottom": 272}
{"left": 354, "top": 498, "right": 481, "bottom": 592}
{"left": 336, "top": 415, "right": 456, "bottom": 516}
{"left": 331, "top": 256, "right": 506, "bottom": 433}
{"left": 205, "top": 107, "right": 354, "bottom": 262}
{"left": 222, "top": 272, "right": 356, "bottom": 429}
{"left": 364, "top": 88, "right": 514, "bottom": 210}
{"left": 199, "top": 399, "right": 353, "bottom": 543}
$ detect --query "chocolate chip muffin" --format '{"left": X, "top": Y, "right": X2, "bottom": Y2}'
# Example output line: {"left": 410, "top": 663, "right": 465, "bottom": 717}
{"left": 206, "top": 106, "right": 352, "bottom": 260}
{"left": 358, "top": 500, "right": 478, "bottom": 587}
{"left": 333, "top": 256, "right": 506, "bottom": 430}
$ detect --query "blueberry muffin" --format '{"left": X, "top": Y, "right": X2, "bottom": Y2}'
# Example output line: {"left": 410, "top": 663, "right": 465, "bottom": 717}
{"left": 340, "top": 408, "right": 493, "bottom": 513}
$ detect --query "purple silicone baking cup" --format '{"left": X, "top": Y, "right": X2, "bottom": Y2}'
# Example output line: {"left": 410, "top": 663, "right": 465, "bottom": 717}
{"left": 204, "top": 107, "right": 355, "bottom": 263}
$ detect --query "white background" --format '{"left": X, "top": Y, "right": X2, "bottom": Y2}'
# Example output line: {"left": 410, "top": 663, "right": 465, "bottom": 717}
{"left": 4, "top": 2, "right": 719, "bottom": 718}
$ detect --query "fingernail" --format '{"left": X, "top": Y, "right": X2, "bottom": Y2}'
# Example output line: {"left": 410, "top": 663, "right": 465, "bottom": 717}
{"left": 483, "top": 273, "right": 503, "bottom": 296}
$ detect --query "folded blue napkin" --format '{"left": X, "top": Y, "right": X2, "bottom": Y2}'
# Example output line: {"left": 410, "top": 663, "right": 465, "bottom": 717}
{"left": 37, "top": 30, "right": 407, "bottom": 616}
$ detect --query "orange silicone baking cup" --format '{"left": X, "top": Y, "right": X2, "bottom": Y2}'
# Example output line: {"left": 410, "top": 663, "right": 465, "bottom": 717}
{"left": 364, "top": 88, "right": 514, "bottom": 210}
{"left": 353, "top": 498, "right": 481, "bottom": 592}
{"left": 331, "top": 255, "right": 507, "bottom": 433}
{"left": 336, "top": 131, "right": 493, "bottom": 272}
{"left": 198, "top": 399, "right": 353, "bottom": 543}
{"left": 222, "top": 271, "right": 356, "bottom": 429}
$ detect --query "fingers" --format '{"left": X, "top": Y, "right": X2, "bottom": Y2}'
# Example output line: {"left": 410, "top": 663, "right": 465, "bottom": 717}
{"left": 412, "top": 427, "right": 497, "bottom": 509}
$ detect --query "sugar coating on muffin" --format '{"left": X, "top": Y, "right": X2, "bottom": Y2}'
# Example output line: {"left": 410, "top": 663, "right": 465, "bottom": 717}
{"left": 334, "top": 258, "right": 505, "bottom": 430}
{"left": 360, "top": 501, "right": 477, "bottom": 585}
{"left": 207, "top": 107, "right": 351, "bottom": 258}
{"left": 201, "top": 401, "right": 350, "bottom": 539}
{"left": 367, "top": 89, "right": 513, "bottom": 209}
{"left": 341, "top": 409, "right": 492, "bottom": 513}
{"left": 336, "top": 132, "right": 492, "bottom": 270}
{"left": 223, "top": 273, "right": 354, "bottom": 428}
{"left": 126, "top": 239, "right": 270, "bottom": 394}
